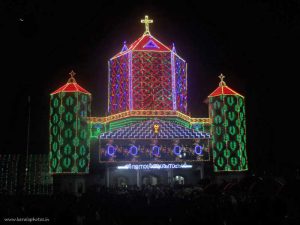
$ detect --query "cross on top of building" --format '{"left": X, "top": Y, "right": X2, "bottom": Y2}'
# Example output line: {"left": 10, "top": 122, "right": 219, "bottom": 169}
{"left": 219, "top": 73, "right": 226, "bottom": 87}
{"left": 68, "top": 70, "right": 77, "bottom": 83}
{"left": 141, "top": 15, "right": 153, "bottom": 35}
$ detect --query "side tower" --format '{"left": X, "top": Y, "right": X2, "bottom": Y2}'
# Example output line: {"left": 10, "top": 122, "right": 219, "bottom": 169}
{"left": 49, "top": 71, "right": 91, "bottom": 174}
{"left": 208, "top": 74, "right": 248, "bottom": 172}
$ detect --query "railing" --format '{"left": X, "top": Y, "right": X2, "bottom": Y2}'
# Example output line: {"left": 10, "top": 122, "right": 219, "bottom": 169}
{"left": 88, "top": 110, "right": 210, "bottom": 124}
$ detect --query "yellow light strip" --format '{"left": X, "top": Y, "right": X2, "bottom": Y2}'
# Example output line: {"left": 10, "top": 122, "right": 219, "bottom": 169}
{"left": 87, "top": 110, "right": 211, "bottom": 124}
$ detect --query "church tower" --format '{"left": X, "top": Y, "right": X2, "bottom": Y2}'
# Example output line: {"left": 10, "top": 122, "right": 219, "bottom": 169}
{"left": 208, "top": 74, "right": 248, "bottom": 172}
{"left": 49, "top": 71, "right": 91, "bottom": 174}
{"left": 108, "top": 15, "right": 187, "bottom": 114}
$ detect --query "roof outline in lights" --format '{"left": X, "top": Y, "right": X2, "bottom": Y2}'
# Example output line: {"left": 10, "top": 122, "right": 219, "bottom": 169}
{"left": 100, "top": 119, "right": 210, "bottom": 139}
{"left": 110, "top": 34, "right": 185, "bottom": 62}
{"left": 208, "top": 85, "right": 244, "bottom": 98}
{"left": 51, "top": 71, "right": 91, "bottom": 95}
{"left": 208, "top": 75, "right": 244, "bottom": 98}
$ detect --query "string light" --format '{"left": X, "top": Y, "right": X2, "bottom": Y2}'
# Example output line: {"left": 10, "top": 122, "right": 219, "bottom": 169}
{"left": 87, "top": 110, "right": 210, "bottom": 124}
{"left": 152, "top": 146, "right": 160, "bottom": 156}
{"left": 0, "top": 154, "right": 19, "bottom": 194}
{"left": 129, "top": 145, "right": 138, "bottom": 156}
{"left": 99, "top": 119, "right": 210, "bottom": 139}
{"left": 107, "top": 145, "right": 115, "bottom": 156}
{"left": 173, "top": 145, "right": 181, "bottom": 156}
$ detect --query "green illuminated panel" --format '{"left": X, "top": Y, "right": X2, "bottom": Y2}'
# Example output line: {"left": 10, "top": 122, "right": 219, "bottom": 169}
{"left": 209, "top": 95, "right": 248, "bottom": 172}
{"left": 49, "top": 92, "right": 91, "bottom": 174}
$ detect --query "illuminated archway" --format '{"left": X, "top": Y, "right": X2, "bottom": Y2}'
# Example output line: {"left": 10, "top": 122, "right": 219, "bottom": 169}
{"left": 173, "top": 175, "right": 185, "bottom": 185}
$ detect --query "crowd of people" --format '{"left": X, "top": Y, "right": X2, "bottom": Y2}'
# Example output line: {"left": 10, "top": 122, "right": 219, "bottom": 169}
{"left": 1, "top": 175, "right": 299, "bottom": 225}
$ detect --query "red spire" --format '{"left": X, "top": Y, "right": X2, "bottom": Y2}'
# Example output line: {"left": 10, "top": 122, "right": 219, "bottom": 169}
{"left": 51, "top": 70, "right": 91, "bottom": 95}
{"left": 208, "top": 74, "right": 243, "bottom": 98}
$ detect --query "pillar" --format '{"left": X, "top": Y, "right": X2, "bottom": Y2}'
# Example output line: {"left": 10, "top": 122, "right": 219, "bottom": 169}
{"left": 136, "top": 169, "right": 140, "bottom": 187}
{"left": 106, "top": 166, "right": 110, "bottom": 188}
{"left": 167, "top": 169, "right": 173, "bottom": 186}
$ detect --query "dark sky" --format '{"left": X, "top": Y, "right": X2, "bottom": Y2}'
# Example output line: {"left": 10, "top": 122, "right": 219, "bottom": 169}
{"left": 1, "top": 0, "right": 299, "bottom": 176}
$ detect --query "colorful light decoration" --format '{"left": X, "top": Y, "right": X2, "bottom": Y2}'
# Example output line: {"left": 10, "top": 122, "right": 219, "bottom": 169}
{"left": 88, "top": 110, "right": 210, "bottom": 125}
{"left": 49, "top": 71, "right": 91, "bottom": 174}
{"left": 97, "top": 16, "right": 215, "bottom": 165}
{"left": 194, "top": 144, "right": 204, "bottom": 155}
{"left": 24, "top": 154, "right": 53, "bottom": 195}
{"left": 117, "top": 163, "right": 192, "bottom": 170}
{"left": 0, "top": 154, "right": 53, "bottom": 195}
{"left": 0, "top": 154, "right": 20, "bottom": 194}
{"left": 152, "top": 145, "right": 160, "bottom": 156}
{"left": 49, "top": 16, "right": 248, "bottom": 175}
{"left": 153, "top": 124, "right": 160, "bottom": 134}
{"left": 141, "top": 15, "right": 153, "bottom": 35}
{"left": 100, "top": 140, "right": 209, "bottom": 162}
{"left": 100, "top": 119, "right": 210, "bottom": 139}
{"left": 173, "top": 145, "right": 181, "bottom": 156}
{"left": 108, "top": 16, "right": 187, "bottom": 115}
{"left": 129, "top": 145, "right": 138, "bottom": 156}
{"left": 209, "top": 74, "right": 248, "bottom": 172}
{"left": 107, "top": 144, "right": 115, "bottom": 156}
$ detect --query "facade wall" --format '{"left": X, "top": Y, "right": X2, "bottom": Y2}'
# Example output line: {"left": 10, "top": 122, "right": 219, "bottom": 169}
{"left": 132, "top": 51, "right": 172, "bottom": 110}
{"left": 99, "top": 139, "right": 210, "bottom": 163}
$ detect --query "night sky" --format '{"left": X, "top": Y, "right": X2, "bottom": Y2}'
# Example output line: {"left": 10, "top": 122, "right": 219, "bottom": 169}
{"left": 1, "top": 0, "right": 299, "bottom": 176}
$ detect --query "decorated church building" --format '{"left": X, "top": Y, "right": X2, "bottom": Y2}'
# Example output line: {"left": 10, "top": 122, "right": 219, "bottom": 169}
{"left": 49, "top": 16, "right": 248, "bottom": 191}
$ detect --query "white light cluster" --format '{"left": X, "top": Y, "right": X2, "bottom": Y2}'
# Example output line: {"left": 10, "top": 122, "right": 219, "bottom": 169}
{"left": 117, "top": 163, "right": 192, "bottom": 170}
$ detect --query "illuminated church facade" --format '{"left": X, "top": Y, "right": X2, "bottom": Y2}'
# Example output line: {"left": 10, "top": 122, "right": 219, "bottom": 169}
{"left": 49, "top": 16, "right": 248, "bottom": 190}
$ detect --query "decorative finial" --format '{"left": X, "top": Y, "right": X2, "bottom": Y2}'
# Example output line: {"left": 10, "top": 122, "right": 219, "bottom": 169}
{"left": 68, "top": 70, "right": 77, "bottom": 83}
{"left": 218, "top": 73, "right": 226, "bottom": 87}
{"left": 121, "top": 41, "right": 128, "bottom": 52}
{"left": 141, "top": 15, "right": 153, "bottom": 35}
{"left": 172, "top": 43, "right": 176, "bottom": 53}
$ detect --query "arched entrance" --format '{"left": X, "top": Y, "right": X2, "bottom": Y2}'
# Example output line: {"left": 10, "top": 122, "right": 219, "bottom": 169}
{"left": 142, "top": 175, "right": 159, "bottom": 186}
{"left": 174, "top": 175, "right": 185, "bottom": 185}
{"left": 117, "top": 176, "right": 128, "bottom": 187}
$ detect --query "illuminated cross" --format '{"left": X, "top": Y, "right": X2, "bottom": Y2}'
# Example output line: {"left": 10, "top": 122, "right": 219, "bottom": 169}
{"left": 141, "top": 15, "right": 153, "bottom": 35}
{"left": 69, "top": 70, "right": 76, "bottom": 78}
{"left": 219, "top": 73, "right": 226, "bottom": 86}
{"left": 68, "top": 70, "right": 77, "bottom": 83}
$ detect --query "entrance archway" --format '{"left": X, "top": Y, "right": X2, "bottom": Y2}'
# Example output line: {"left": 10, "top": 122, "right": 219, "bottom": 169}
{"left": 117, "top": 176, "right": 128, "bottom": 187}
{"left": 174, "top": 175, "right": 185, "bottom": 185}
{"left": 142, "top": 175, "right": 159, "bottom": 186}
